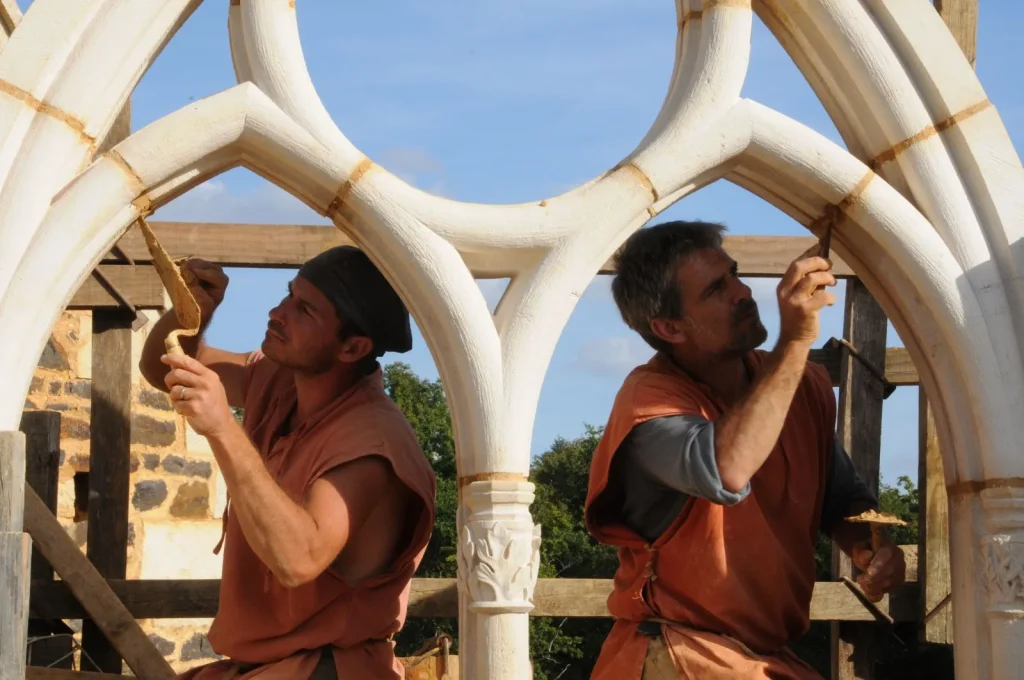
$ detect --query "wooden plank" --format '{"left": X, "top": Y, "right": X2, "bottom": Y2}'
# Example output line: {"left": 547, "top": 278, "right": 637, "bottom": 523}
{"left": 809, "top": 346, "right": 916, "bottom": 386}
{"left": 67, "top": 264, "right": 166, "bottom": 310}
{"left": 831, "top": 280, "right": 888, "bottom": 680}
{"left": 0, "top": 431, "right": 30, "bottom": 680}
{"left": 103, "top": 221, "right": 855, "bottom": 277}
{"left": 20, "top": 411, "right": 75, "bottom": 669}
{"left": 26, "top": 668, "right": 126, "bottom": 680}
{"left": 935, "top": 0, "right": 977, "bottom": 67}
{"left": 1, "top": 534, "right": 32, "bottom": 680}
{"left": 82, "top": 310, "right": 134, "bottom": 673}
{"left": 20, "top": 412, "right": 61, "bottom": 580}
{"left": 919, "top": 391, "right": 953, "bottom": 643}
{"left": 23, "top": 487, "right": 174, "bottom": 679}
{"left": 30, "top": 572, "right": 919, "bottom": 622}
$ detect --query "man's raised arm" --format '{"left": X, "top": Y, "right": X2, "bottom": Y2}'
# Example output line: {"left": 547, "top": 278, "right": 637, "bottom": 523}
{"left": 714, "top": 255, "right": 836, "bottom": 492}
{"left": 139, "top": 259, "right": 249, "bottom": 407}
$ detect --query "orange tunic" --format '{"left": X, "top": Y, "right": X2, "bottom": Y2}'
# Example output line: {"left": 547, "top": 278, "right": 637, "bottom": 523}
{"left": 584, "top": 351, "right": 835, "bottom": 679}
{"left": 176, "top": 352, "right": 436, "bottom": 680}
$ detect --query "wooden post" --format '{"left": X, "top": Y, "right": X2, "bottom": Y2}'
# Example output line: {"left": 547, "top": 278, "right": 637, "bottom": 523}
{"left": 81, "top": 101, "right": 134, "bottom": 674}
{"left": 21, "top": 411, "right": 75, "bottom": 669}
{"left": 82, "top": 308, "right": 135, "bottom": 673}
{"left": 0, "top": 431, "right": 31, "bottom": 680}
{"left": 918, "top": 392, "right": 953, "bottom": 642}
{"left": 831, "top": 279, "right": 888, "bottom": 680}
{"left": 935, "top": 0, "right": 977, "bottom": 67}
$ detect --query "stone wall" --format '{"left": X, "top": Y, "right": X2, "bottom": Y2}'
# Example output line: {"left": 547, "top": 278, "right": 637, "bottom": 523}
{"left": 24, "top": 308, "right": 228, "bottom": 675}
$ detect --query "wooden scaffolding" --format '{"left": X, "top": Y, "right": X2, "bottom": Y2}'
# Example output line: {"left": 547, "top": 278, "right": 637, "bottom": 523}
{"left": 1, "top": 1, "right": 976, "bottom": 678}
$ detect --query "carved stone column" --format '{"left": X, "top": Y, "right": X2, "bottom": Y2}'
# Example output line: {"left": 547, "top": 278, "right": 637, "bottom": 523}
{"left": 981, "top": 487, "right": 1024, "bottom": 668}
{"left": 457, "top": 479, "right": 541, "bottom": 679}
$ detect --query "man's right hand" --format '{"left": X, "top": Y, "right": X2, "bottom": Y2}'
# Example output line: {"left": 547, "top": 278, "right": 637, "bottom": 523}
{"left": 776, "top": 253, "right": 836, "bottom": 347}
{"left": 181, "top": 258, "right": 229, "bottom": 321}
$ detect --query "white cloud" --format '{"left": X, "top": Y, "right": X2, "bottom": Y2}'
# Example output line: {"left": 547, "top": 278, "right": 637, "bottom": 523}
{"left": 154, "top": 177, "right": 330, "bottom": 226}
{"left": 574, "top": 335, "right": 654, "bottom": 376}
{"left": 376, "top": 147, "right": 449, "bottom": 197}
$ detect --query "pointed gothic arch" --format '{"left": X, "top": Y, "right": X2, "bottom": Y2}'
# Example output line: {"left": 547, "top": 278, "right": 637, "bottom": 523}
{"left": 1, "top": 1, "right": 1021, "bottom": 679}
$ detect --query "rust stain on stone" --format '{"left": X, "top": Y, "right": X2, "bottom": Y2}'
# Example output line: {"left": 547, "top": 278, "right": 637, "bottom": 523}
{"left": 870, "top": 99, "right": 991, "bottom": 170}
{"left": 326, "top": 157, "right": 374, "bottom": 219}
{"left": 705, "top": 0, "right": 753, "bottom": 9}
{"left": 619, "top": 161, "right": 659, "bottom": 202}
{"left": 837, "top": 170, "right": 874, "bottom": 214}
{"left": 0, "top": 78, "right": 95, "bottom": 144}
{"left": 678, "top": 10, "right": 702, "bottom": 31}
{"left": 107, "top": 149, "right": 146, "bottom": 190}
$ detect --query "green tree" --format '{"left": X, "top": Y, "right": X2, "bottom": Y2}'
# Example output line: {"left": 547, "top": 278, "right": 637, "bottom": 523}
{"left": 383, "top": 363, "right": 460, "bottom": 656}
{"left": 528, "top": 425, "right": 618, "bottom": 679}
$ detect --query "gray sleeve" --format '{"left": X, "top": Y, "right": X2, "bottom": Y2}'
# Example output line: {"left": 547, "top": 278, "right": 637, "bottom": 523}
{"left": 627, "top": 415, "right": 750, "bottom": 506}
{"left": 819, "top": 433, "right": 880, "bottom": 536}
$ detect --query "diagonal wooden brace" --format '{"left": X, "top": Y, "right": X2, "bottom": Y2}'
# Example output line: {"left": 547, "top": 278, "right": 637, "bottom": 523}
{"left": 825, "top": 337, "right": 897, "bottom": 399}
{"left": 23, "top": 487, "right": 174, "bottom": 679}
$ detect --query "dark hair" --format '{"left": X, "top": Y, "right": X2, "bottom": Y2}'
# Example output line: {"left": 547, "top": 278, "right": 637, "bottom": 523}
{"left": 610, "top": 220, "right": 727, "bottom": 353}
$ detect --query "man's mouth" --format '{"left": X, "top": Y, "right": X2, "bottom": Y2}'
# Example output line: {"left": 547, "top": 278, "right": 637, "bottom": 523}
{"left": 266, "top": 324, "right": 286, "bottom": 341}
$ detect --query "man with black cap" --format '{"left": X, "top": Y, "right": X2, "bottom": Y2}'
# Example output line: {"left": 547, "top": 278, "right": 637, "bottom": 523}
{"left": 140, "top": 246, "right": 437, "bottom": 680}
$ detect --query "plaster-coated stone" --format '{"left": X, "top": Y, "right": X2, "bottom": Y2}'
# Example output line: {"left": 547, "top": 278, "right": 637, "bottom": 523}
{"left": 0, "top": 1, "right": 1022, "bottom": 678}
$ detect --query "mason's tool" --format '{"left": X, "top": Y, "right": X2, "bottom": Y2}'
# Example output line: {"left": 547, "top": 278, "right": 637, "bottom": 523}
{"left": 135, "top": 217, "right": 201, "bottom": 355}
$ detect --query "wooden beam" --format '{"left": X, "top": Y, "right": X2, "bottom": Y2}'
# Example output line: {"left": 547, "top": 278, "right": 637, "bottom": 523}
{"left": 20, "top": 412, "right": 61, "bottom": 581}
{"left": 919, "top": 391, "right": 953, "bottom": 643}
{"left": 102, "top": 221, "right": 855, "bottom": 277}
{"left": 67, "top": 265, "right": 166, "bottom": 310}
{"left": 30, "top": 565, "right": 919, "bottom": 622}
{"left": 26, "top": 669, "right": 126, "bottom": 680}
{"left": 935, "top": 0, "right": 977, "bottom": 67}
{"left": 23, "top": 485, "right": 174, "bottom": 678}
{"left": 0, "top": 431, "right": 30, "bottom": 680}
{"left": 832, "top": 280, "right": 888, "bottom": 680}
{"left": 82, "top": 310, "right": 134, "bottom": 672}
{"left": 20, "top": 411, "right": 74, "bottom": 670}
{"left": 810, "top": 346, "right": 916, "bottom": 387}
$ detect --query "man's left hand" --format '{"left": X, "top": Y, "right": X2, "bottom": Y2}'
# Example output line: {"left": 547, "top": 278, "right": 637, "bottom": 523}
{"left": 162, "top": 353, "right": 234, "bottom": 439}
{"left": 851, "top": 539, "right": 906, "bottom": 602}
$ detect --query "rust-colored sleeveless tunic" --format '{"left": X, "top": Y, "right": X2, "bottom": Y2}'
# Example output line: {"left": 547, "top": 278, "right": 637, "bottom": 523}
{"left": 176, "top": 352, "right": 436, "bottom": 680}
{"left": 584, "top": 351, "right": 834, "bottom": 679}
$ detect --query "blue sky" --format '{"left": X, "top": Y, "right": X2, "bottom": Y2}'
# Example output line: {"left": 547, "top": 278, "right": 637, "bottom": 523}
{"left": 113, "top": 0, "right": 1023, "bottom": 486}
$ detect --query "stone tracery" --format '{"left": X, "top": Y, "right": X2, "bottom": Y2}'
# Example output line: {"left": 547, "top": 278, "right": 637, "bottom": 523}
{"left": 0, "top": 1, "right": 1021, "bottom": 678}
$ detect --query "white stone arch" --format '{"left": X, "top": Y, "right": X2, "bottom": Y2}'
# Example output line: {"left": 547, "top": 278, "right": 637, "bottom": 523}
{"left": 0, "top": 1, "right": 1021, "bottom": 679}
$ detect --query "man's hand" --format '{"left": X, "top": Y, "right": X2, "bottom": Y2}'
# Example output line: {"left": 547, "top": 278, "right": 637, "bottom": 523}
{"left": 163, "top": 353, "right": 235, "bottom": 439}
{"left": 181, "top": 258, "right": 229, "bottom": 320}
{"left": 852, "top": 539, "right": 907, "bottom": 602}
{"left": 776, "top": 254, "right": 836, "bottom": 347}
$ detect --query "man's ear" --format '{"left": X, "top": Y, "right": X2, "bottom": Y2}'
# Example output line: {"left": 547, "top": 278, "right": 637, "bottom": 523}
{"left": 337, "top": 335, "right": 375, "bottom": 364}
{"left": 649, "top": 317, "right": 688, "bottom": 347}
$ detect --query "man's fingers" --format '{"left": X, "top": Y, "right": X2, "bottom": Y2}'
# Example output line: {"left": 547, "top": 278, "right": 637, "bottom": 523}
{"left": 161, "top": 353, "right": 209, "bottom": 375}
{"left": 187, "top": 260, "right": 227, "bottom": 286}
{"left": 794, "top": 270, "right": 836, "bottom": 298}
{"left": 780, "top": 256, "right": 833, "bottom": 294}
{"left": 163, "top": 368, "right": 201, "bottom": 390}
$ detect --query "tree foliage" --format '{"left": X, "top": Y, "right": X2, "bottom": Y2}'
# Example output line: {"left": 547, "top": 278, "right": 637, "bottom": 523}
{"left": 381, "top": 362, "right": 950, "bottom": 678}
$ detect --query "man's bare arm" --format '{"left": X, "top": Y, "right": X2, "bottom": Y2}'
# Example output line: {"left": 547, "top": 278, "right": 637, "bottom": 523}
{"left": 715, "top": 255, "right": 836, "bottom": 492}
{"left": 209, "top": 420, "right": 392, "bottom": 587}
